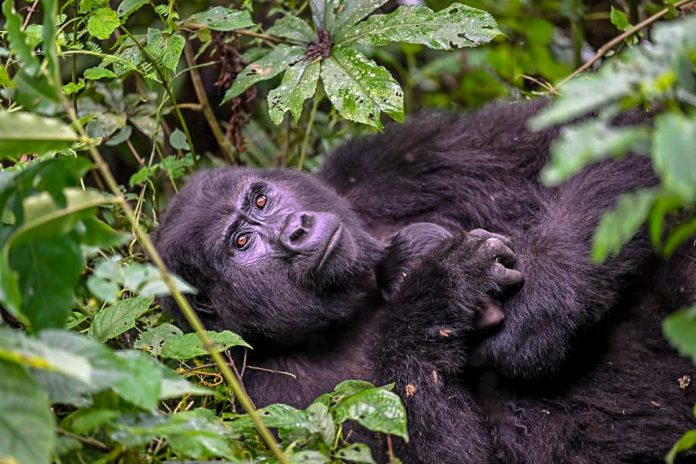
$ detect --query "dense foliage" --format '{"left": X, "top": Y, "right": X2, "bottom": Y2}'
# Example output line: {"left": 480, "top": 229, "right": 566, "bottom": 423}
{"left": 0, "top": 0, "right": 694, "bottom": 463}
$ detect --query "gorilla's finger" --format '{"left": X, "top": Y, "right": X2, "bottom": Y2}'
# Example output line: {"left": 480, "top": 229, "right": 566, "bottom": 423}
{"left": 492, "top": 262, "right": 524, "bottom": 286}
{"left": 477, "top": 300, "right": 505, "bottom": 330}
{"left": 484, "top": 238, "right": 517, "bottom": 266}
{"left": 469, "top": 228, "right": 514, "bottom": 248}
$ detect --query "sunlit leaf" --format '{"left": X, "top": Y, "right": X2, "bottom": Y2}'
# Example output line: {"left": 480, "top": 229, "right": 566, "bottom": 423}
{"left": 334, "top": 386, "right": 408, "bottom": 440}
{"left": 0, "top": 112, "right": 78, "bottom": 159}
{"left": 0, "top": 359, "right": 55, "bottom": 464}
{"left": 87, "top": 7, "right": 120, "bottom": 40}
{"left": 223, "top": 45, "right": 305, "bottom": 103}
{"left": 321, "top": 47, "right": 403, "bottom": 128}
{"left": 330, "top": 0, "right": 390, "bottom": 34}
{"left": 146, "top": 29, "right": 185, "bottom": 72}
{"left": 267, "top": 14, "right": 316, "bottom": 43}
{"left": 184, "top": 6, "right": 254, "bottom": 32}
{"left": 336, "top": 3, "right": 500, "bottom": 50}
{"left": 268, "top": 60, "right": 320, "bottom": 125}
{"left": 84, "top": 67, "right": 117, "bottom": 80}
{"left": 160, "top": 331, "right": 251, "bottom": 360}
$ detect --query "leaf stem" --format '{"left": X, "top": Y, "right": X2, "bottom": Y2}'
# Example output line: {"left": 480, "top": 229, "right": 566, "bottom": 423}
{"left": 183, "top": 43, "right": 237, "bottom": 164}
{"left": 298, "top": 94, "right": 320, "bottom": 170}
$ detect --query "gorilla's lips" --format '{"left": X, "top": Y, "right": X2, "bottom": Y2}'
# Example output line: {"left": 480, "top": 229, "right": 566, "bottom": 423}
{"left": 316, "top": 223, "right": 342, "bottom": 271}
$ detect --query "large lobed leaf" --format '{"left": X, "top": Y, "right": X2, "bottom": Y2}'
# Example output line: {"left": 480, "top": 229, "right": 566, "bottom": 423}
{"left": 321, "top": 47, "right": 403, "bottom": 128}
{"left": 268, "top": 60, "right": 321, "bottom": 125}
{"left": 336, "top": 3, "right": 500, "bottom": 49}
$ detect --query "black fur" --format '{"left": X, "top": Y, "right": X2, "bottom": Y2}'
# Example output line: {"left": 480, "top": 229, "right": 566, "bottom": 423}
{"left": 155, "top": 101, "right": 696, "bottom": 463}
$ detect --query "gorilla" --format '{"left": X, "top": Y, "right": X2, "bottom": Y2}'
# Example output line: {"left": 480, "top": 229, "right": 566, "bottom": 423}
{"left": 155, "top": 101, "right": 696, "bottom": 463}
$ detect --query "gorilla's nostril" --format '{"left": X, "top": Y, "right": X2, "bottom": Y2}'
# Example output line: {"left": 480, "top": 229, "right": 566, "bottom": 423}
{"left": 289, "top": 228, "right": 306, "bottom": 242}
{"left": 300, "top": 214, "right": 313, "bottom": 228}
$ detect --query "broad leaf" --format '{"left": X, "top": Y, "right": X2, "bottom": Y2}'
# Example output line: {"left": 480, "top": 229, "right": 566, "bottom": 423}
{"left": 540, "top": 121, "right": 649, "bottom": 185}
{"left": 146, "top": 29, "right": 185, "bottom": 72}
{"left": 334, "top": 387, "right": 408, "bottom": 440}
{"left": 117, "top": 0, "right": 148, "bottom": 18}
{"left": 321, "top": 47, "right": 403, "bottom": 128}
{"left": 169, "top": 128, "right": 190, "bottom": 150}
{"left": 330, "top": 0, "right": 389, "bottom": 34}
{"left": 336, "top": 3, "right": 500, "bottom": 50}
{"left": 267, "top": 14, "right": 316, "bottom": 43}
{"left": 268, "top": 60, "right": 320, "bottom": 124}
{"left": 184, "top": 6, "right": 254, "bottom": 32}
{"left": 223, "top": 45, "right": 305, "bottom": 103}
{"left": 290, "top": 451, "right": 330, "bottom": 463}
{"left": 0, "top": 359, "right": 55, "bottom": 464}
{"left": 112, "top": 350, "right": 162, "bottom": 410}
{"left": 84, "top": 67, "right": 117, "bottom": 80}
{"left": 87, "top": 7, "right": 120, "bottom": 40}
{"left": 335, "top": 443, "right": 376, "bottom": 463}
{"left": 134, "top": 323, "right": 183, "bottom": 357}
{"left": 160, "top": 330, "right": 251, "bottom": 360}
{"left": 591, "top": 189, "right": 657, "bottom": 263}
{"left": 666, "top": 429, "right": 696, "bottom": 464}
{"left": 88, "top": 296, "right": 154, "bottom": 342}
{"left": 0, "top": 112, "right": 78, "bottom": 159}
{"left": 663, "top": 306, "right": 696, "bottom": 364}
{"left": 653, "top": 112, "right": 696, "bottom": 202}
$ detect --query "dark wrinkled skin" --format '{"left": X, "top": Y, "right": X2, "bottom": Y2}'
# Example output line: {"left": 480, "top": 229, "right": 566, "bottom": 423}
{"left": 155, "top": 101, "right": 696, "bottom": 464}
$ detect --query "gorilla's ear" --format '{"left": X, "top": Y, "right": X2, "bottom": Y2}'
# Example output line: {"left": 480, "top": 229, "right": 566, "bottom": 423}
{"left": 377, "top": 223, "right": 452, "bottom": 302}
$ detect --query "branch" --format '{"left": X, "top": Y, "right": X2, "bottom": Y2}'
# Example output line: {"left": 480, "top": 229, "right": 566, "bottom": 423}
{"left": 558, "top": 0, "right": 695, "bottom": 87}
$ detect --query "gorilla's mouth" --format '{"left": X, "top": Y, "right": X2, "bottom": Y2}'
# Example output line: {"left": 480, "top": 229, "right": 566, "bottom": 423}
{"left": 316, "top": 223, "right": 342, "bottom": 271}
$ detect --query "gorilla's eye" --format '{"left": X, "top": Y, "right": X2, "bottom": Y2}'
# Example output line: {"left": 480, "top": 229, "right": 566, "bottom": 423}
{"left": 255, "top": 194, "right": 268, "bottom": 210}
{"left": 235, "top": 232, "right": 251, "bottom": 249}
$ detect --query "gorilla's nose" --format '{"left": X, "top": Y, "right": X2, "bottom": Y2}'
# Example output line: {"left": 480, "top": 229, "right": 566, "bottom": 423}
{"left": 279, "top": 211, "right": 339, "bottom": 256}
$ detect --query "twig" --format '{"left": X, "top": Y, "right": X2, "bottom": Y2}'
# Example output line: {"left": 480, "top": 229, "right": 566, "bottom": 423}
{"left": 21, "top": 0, "right": 40, "bottom": 29}
{"left": 558, "top": 0, "right": 695, "bottom": 87}
{"left": 178, "top": 102, "right": 203, "bottom": 111}
{"left": 184, "top": 43, "right": 237, "bottom": 165}
{"left": 386, "top": 435, "right": 396, "bottom": 464}
{"left": 298, "top": 95, "right": 321, "bottom": 170}
{"left": 246, "top": 365, "right": 297, "bottom": 379}
{"left": 57, "top": 428, "right": 109, "bottom": 451}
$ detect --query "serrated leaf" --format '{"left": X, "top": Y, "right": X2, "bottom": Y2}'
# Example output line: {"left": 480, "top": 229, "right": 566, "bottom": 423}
{"left": 160, "top": 330, "right": 251, "bottom": 360}
{"left": 267, "top": 14, "right": 316, "bottom": 43}
{"left": 540, "top": 121, "right": 650, "bottom": 185}
{"left": 146, "top": 29, "right": 185, "bottom": 72}
{"left": 117, "top": 0, "right": 148, "bottom": 18}
{"left": 87, "top": 7, "right": 120, "bottom": 40}
{"left": 169, "top": 128, "right": 190, "bottom": 150}
{"left": 653, "top": 112, "right": 696, "bottom": 202}
{"left": 663, "top": 306, "right": 696, "bottom": 365}
{"left": 334, "top": 387, "right": 408, "bottom": 440}
{"left": 88, "top": 296, "right": 154, "bottom": 342}
{"left": 321, "top": 47, "right": 403, "bottom": 128}
{"left": 223, "top": 45, "right": 305, "bottom": 103}
{"left": 0, "top": 112, "right": 78, "bottom": 159}
{"left": 134, "top": 323, "right": 183, "bottom": 357}
{"left": 84, "top": 67, "right": 116, "bottom": 80}
{"left": 0, "top": 359, "right": 55, "bottom": 464}
{"left": 330, "top": 0, "right": 390, "bottom": 34}
{"left": 184, "top": 6, "right": 254, "bottom": 32}
{"left": 268, "top": 60, "right": 320, "bottom": 125}
{"left": 591, "top": 189, "right": 657, "bottom": 263}
{"left": 336, "top": 3, "right": 500, "bottom": 49}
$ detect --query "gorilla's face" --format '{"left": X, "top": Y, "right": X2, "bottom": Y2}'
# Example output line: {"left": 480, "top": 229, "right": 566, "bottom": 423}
{"left": 155, "top": 168, "right": 382, "bottom": 342}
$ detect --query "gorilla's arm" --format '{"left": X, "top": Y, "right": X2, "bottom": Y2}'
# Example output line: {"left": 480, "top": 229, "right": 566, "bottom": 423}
{"left": 375, "top": 232, "right": 520, "bottom": 463}
{"left": 481, "top": 155, "right": 657, "bottom": 380}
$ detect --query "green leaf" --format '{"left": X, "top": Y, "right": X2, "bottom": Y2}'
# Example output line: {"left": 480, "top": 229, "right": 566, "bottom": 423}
{"left": 134, "top": 323, "right": 183, "bottom": 357}
{"left": 591, "top": 189, "right": 657, "bottom": 263}
{"left": 116, "top": 0, "right": 148, "bottom": 18}
{"left": 334, "top": 386, "right": 408, "bottom": 440}
{"left": 146, "top": 29, "right": 185, "bottom": 72}
{"left": 129, "top": 164, "right": 158, "bottom": 187}
{"left": 610, "top": 7, "right": 630, "bottom": 31}
{"left": 169, "top": 128, "right": 190, "bottom": 151}
{"left": 159, "top": 365, "right": 211, "bottom": 399}
{"left": 330, "top": 0, "right": 390, "bottom": 34}
{"left": 666, "top": 429, "right": 696, "bottom": 464}
{"left": 306, "top": 402, "right": 335, "bottom": 445}
{"left": 653, "top": 112, "right": 696, "bottom": 202}
{"left": 290, "top": 451, "right": 330, "bottom": 464}
{"left": 84, "top": 67, "right": 117, "bottom": 80}
{"left": 160, "top": 330, "right": 251, "bottom": 360}
{"left": 540, "top": 121, "right": 650, "bottom": 185}
{"left": 88, "top": 296, "right": 154, "bottom": 342}
{"left": 321, "top": 47, "right": 403, "bottom": 128}
{"left": 336, "top": 3, "right": 500, "bottom": 50}
{"left": 87, "top": 7, "right": 120, "bottom": 40}
{"left": 223, "top": 45, "right": 306, "bottom": 103}
{"left": 663, "top": 306, "right": 696, "bottom": 364}
{"left": 184, "top": 6, "right": 254, "bottom": 32}
{"left": 61, "top": 408, "right": 120, "bottom": 434}
{"left": 0, "top": 359, "right": 55, "bottom": 464}
{"left": 334, "top": 443, "right": 376, "bottom": 463}
{"left": 112, "top": 350, "right": 162, "bottom": 410}
{"left": 267, "top": 14, "right": 316, "bottom": 43}
{"left": 268, "top": 60, "right": 320, "bottom": 125}
{"left": 0, "top": 112, "right": 78, "bottom": 159}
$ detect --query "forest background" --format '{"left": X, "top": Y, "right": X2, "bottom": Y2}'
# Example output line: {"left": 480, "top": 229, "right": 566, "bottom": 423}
{"left": 0, "top": 0, "right": 695, "bottom": 463}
